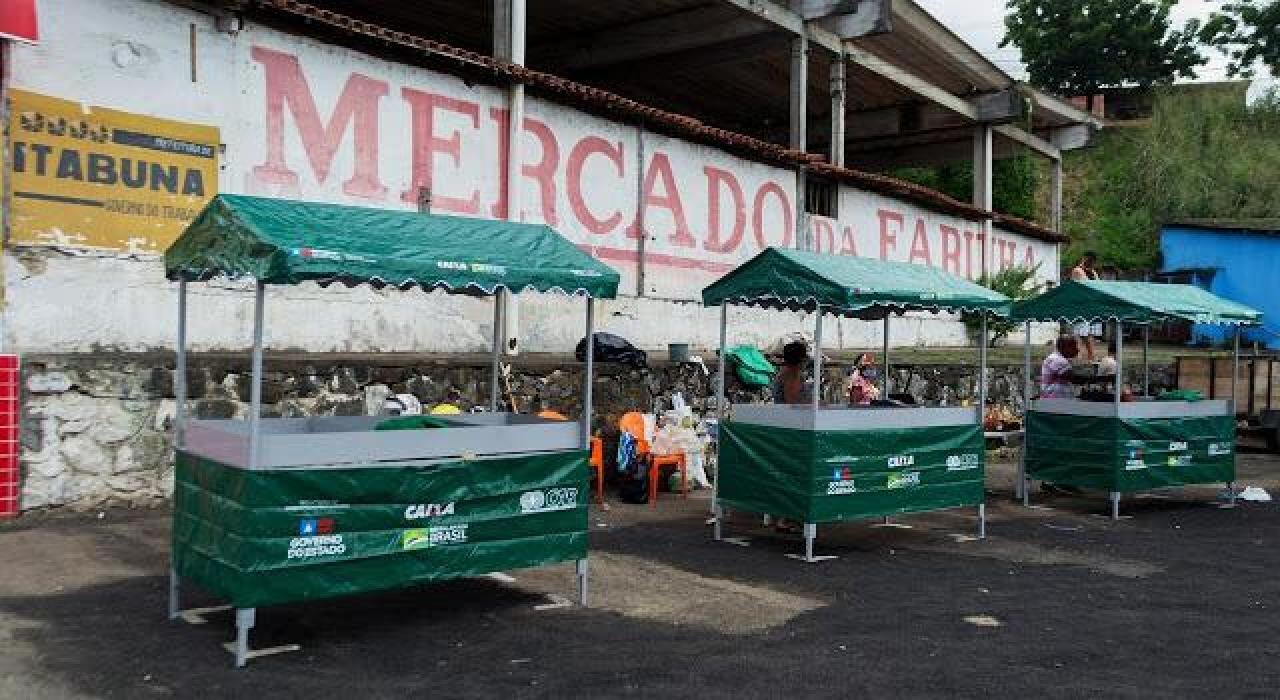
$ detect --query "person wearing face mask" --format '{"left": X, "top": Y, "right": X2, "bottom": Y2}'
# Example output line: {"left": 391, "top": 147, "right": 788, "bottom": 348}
{"left": 848, "top": 353, "right": 882, "bottom": 406}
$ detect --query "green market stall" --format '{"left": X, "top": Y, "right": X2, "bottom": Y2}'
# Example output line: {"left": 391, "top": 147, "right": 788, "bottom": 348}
{"left": 703, "top": 248, "right": 1011, "bottom": 562}
{"left": 165, "top": 195, "right": 619, "bottom": 666}
{"left": 1011, "top": 280, "right": 1262, "bottom": 519}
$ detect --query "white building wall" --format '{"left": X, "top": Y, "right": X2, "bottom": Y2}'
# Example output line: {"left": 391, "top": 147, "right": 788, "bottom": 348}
{"left": 4, "top": 0, "right": 1061, "bottom": 354}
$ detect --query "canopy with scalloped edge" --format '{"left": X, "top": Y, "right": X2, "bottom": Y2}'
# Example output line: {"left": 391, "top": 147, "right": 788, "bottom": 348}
{"left": 701, "top": 247, "right": 1010, "bottom": 317}
{"left": 164, "top": 194, "right": 619, "bottom": 298}
{"left": 1011, "top": 280, "right": 1260, "bottom": 326}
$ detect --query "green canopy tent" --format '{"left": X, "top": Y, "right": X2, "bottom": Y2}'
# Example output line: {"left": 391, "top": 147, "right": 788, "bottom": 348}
{"left": 1010, "top": 280, "right": 1262, "bottom": 518}
{"left": 703, "top": 248, "right": 1011, "bottom": 561}
{"left": 165, "top": 195, "right": 619, "bottom": 666}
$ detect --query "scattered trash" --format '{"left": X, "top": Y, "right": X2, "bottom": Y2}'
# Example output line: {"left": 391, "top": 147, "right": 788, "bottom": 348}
{"left": 978, "top": 588, "right": 990, "bottom": 594}
{"left": 1239, "top": 487, "right": 1272, "bottom": 502}
{"left": 510, "top": 659, "right": 532, "bottom": 665}
{"left": 1044, "top": 524, "right": 1083, "bottom": 532}
{"left": 963, "top": 615, "right": 1002, "bottom": 628}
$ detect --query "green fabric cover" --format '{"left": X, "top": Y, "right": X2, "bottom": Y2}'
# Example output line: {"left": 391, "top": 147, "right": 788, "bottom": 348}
{"left": 1157, "top": 389, "right": 1203, "bottom": 402}
{"left": 1011, "top": 280, "right": 1261, "bottom": 325}
{"left": 374, "top": 415, "right": 452, "bottom": 431}
{"left": 725, "top": 345, "right": 776, "bottom": 387}
{"left": 172, "top": 450, "right": 588, "bottom": 608}
{"left": 701, "top": 247, "right": 1011, "bottom": 317}
{"left": 1025, "top": 411, "right": 1235, "bottom": 492}
{"left": 717, "top": 421, "right": 984, "bottom": 523}
{"left": 165, "top": 194, "right": 620, "bottom": 298}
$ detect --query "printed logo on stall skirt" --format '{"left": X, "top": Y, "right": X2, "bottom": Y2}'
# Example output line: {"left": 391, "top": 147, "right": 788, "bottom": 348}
{"left": 1208, "top": 442, "right": 1232, "bottom": 456}
{"left": 887, "top": 472, "right": 921, "bottom": 490}
{"left": 826, "top": 466, "right": 857, "bottom": 495}
{"left": 945, "top": 454, "right": 981, "bottom": 471}
{"left": 401, "top": 525, "right": 469, "bottom": 551}
{"left": 520, "top": 488, "right": 579, "bottom": 514}
{"left": 404, "top": 502, "right": 456, "bottom": 520}
{"left": 297, "top": 517, "right": 335, "bottom": 536}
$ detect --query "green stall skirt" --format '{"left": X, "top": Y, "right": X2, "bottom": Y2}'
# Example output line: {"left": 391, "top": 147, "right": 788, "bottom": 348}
{"left": 172, "top": 450, "right": 589, "bottom": 608}
{"left": 717, "top": 421, "right": 985, "bottom": 524}
{"left": 1025, "top": 411, "right": 1235, "bottom": 493}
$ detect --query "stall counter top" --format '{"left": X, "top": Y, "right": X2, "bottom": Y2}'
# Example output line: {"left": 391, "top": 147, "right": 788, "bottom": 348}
{"left": 1030, "top": 398, "right": 1229, "bottom": 419}
{"left": 731, "top": 403, "right": 979, "bottom": 431}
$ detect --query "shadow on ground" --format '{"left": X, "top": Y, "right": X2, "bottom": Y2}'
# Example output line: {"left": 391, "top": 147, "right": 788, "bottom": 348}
{"left": 1, "top": 462, "right": 1278, "bottom": 699}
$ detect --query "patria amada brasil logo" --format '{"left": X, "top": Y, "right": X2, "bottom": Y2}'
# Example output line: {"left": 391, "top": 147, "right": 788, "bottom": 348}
{"left": 827, "top": 466, "right": 857, "bottom": 495}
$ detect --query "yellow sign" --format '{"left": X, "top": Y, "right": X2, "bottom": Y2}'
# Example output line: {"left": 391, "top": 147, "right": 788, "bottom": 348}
{"left": 6, "top": 89, "right": 219, "bottom": 253}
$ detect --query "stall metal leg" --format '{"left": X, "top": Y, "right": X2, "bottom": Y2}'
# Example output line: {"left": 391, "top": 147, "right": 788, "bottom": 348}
{"left": 1227, "top": 481, "right": 1238, "bottom": 507}
{"left": 712, "top": 504, "right": 723, "bottom": 541}
{"left": 168, "top": 568, "right": 180, "bottom": 620}
{"left": 1022, "top": 476, "right": 1031, "bottom": 507}
{"left": 977, "top": 503, "right": 987, "bottom": 539}
{"left": 232, "top": 608, "right": 255, "bottom": 669}
{"left": 784, "top": 523, "right": 838, "bottom": 563}
{"left": 575, "top": 559, "right": 589, "bottom": 607}
{"left": 1109, "top": 491, "right": 1121, "bottom": 521}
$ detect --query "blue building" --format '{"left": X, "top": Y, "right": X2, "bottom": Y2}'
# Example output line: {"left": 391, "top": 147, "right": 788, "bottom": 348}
{"left": 1160, "top": 220, "right": 1280, "bottom": 348}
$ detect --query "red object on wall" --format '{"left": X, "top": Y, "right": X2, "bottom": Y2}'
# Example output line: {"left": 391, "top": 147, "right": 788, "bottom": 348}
{"left": 0, "top": 0, "right": 39, "bottom": 44}
{"left": 0, "top": 355, "right": 19, "bottom": 518}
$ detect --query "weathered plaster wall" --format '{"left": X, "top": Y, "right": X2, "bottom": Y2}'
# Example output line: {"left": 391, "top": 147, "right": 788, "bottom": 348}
{"left": 18, "top": 352, "right": 1175, "bottom": 510}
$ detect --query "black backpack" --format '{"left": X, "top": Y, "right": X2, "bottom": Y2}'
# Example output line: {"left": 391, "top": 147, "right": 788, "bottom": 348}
{"left": 575, "top": 332, "right": 648, "bottom": 367}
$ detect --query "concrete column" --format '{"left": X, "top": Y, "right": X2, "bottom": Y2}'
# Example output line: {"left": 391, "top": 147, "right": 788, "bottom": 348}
{"left": 829, "top": 58, "right": 846, "bottom": 168}
{"left": 790, "top": 33, "right": 809, "bottom": 250}
{"left": 973, "top": 124, "right": 993, "bottom": 277}
{"left": 1049, "top": 157, "right": 1063, "bottom": 233}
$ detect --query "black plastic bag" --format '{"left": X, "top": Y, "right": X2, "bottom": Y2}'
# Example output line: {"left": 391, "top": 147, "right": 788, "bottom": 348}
{"left": 575, "top": 332, "right": 648, "bottom": 367}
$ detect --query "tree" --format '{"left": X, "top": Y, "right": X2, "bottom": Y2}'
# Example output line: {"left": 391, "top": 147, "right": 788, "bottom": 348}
{"left": 1197, "top": 1, "right": 1280, "bottom": 78}
{"left": 965, "top": 264, "right": 1042, "bottom": 347}
{"left": 1002, "top": 0, "right": 1204, "bottom": 111}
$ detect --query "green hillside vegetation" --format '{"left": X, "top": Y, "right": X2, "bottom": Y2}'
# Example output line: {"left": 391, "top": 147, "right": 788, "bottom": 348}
{"left": 1063, "top": 88, "right": 1280, "bottom": 270}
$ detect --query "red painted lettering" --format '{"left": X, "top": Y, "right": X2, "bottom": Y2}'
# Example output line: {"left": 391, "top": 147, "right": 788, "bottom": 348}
{"left": 250, "top": 46, "right": 388, "bottom": 199}
{"left": 812, "top": 217, "right": 836, "bottom": 254}
{"left": 840, "top": 226, "right": 859, "bottom": 256}
{"left": 489, "top": 108, "right": 559, "bottom": 225}
{"left": 877, "top": 209, "right": 904, "bottom": 260}
{"left": 703, "top": 166, "right": 746, "bottom": 253}
{"left": 907, "top": 218, "right": 932, "bottom": 266}
{"left": 1023, "top": 245, "right": 1037, "bottom": 269}
{"left": 751, "top": 182, "right": 793, "bottom": 249}
{"left": 401, "top": 88, "right": 480, "bottom": 213}
{"left": 629, "top": 153, "right": 695, "bottom": 248}
{"left": 940, "top": 225, "right": 962, "bottom": 275}
{"left": 963, "top": 230, "right": 975, "bottom": 279}
{"left": 998, "top": 238, "right": 1016, "bottom": 270}
{"left": 566, "top": 136, "right": 624, "bottom": 235}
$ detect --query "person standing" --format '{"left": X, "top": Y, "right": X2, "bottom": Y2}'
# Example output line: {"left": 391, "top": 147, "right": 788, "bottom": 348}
{"left": 771, "top": 341, "right": 813, "bottom": 405}
{"left": 847, "top": 353, "right": 882, "bottom": 406}
{"left": 1070, "top": 252, "right": 1101, "bottom": 360}
{"left": 1040, "top": 335, "right": 1079, "bottom": 399}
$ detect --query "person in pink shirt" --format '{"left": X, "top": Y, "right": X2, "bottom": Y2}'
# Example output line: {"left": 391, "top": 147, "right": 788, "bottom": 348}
{"left": 1040, "top": 336, "right": 1079, "bottom": 399}
{"left": 848, "top": 353, "right": 882, "bottom": 406}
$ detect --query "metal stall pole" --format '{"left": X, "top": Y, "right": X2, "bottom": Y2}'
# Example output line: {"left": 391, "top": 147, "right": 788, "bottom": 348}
{"left": 248, "top": 282, "right": 266, "bottom": 468}
{"left": 237, "top": 281, "right": 266, "bottom": 667}
{"left": 1111, "top": 320, "right": 1123, "bottom": 521}
{"left": 881, "top": 314, "right": 890, "bottom": 396}
{"left": 169, "top": 279, "right": 189, "bottom": 620}
{"left": 1228, "top": 325, "right": 1241, "bottom": 504}
{"left": 578, "top": 297, "right": 595, "bottom": 605}
{"left": 1020, "top": 320, "right": 1032, "bottom": 505}
{"left": 712, "top": 303, "right": 728, "bottom": 530}
{"left": 977, "top": 312, "right": 988, "bottom": 538}
{"left": 812, "top": 310, "right": 824, "bottom": 411}
{"left": 1143, "top": 324, "right": 1151, "bottom": 396}
{"left": 490, "top": 295, "right": 503, "bottom": 411}
{"left": 582, "top": 298, "right": 595, "bottom": 450}
{"left": 802, "top": 308, "right": 825, "bottom": 558}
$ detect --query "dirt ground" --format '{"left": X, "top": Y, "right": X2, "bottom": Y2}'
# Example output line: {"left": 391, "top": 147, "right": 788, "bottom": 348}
{"left": 1, "top": 445, "right": 1278, "bottom": 699}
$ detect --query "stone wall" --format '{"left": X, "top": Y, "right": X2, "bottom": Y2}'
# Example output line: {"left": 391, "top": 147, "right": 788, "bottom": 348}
{"left": 16, "top": 352, "right": 1175, "bottom": 511}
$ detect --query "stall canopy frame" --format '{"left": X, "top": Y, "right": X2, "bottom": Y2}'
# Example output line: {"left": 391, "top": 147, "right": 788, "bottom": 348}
{"left": 166, "top": 194, "right": 621, "bottom": 468}
{"left": 1009, "top": 279, "right": 1263, "bottom": 511}
{"left": 702, "top": 247, "right": 1011, "bottom": 556}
